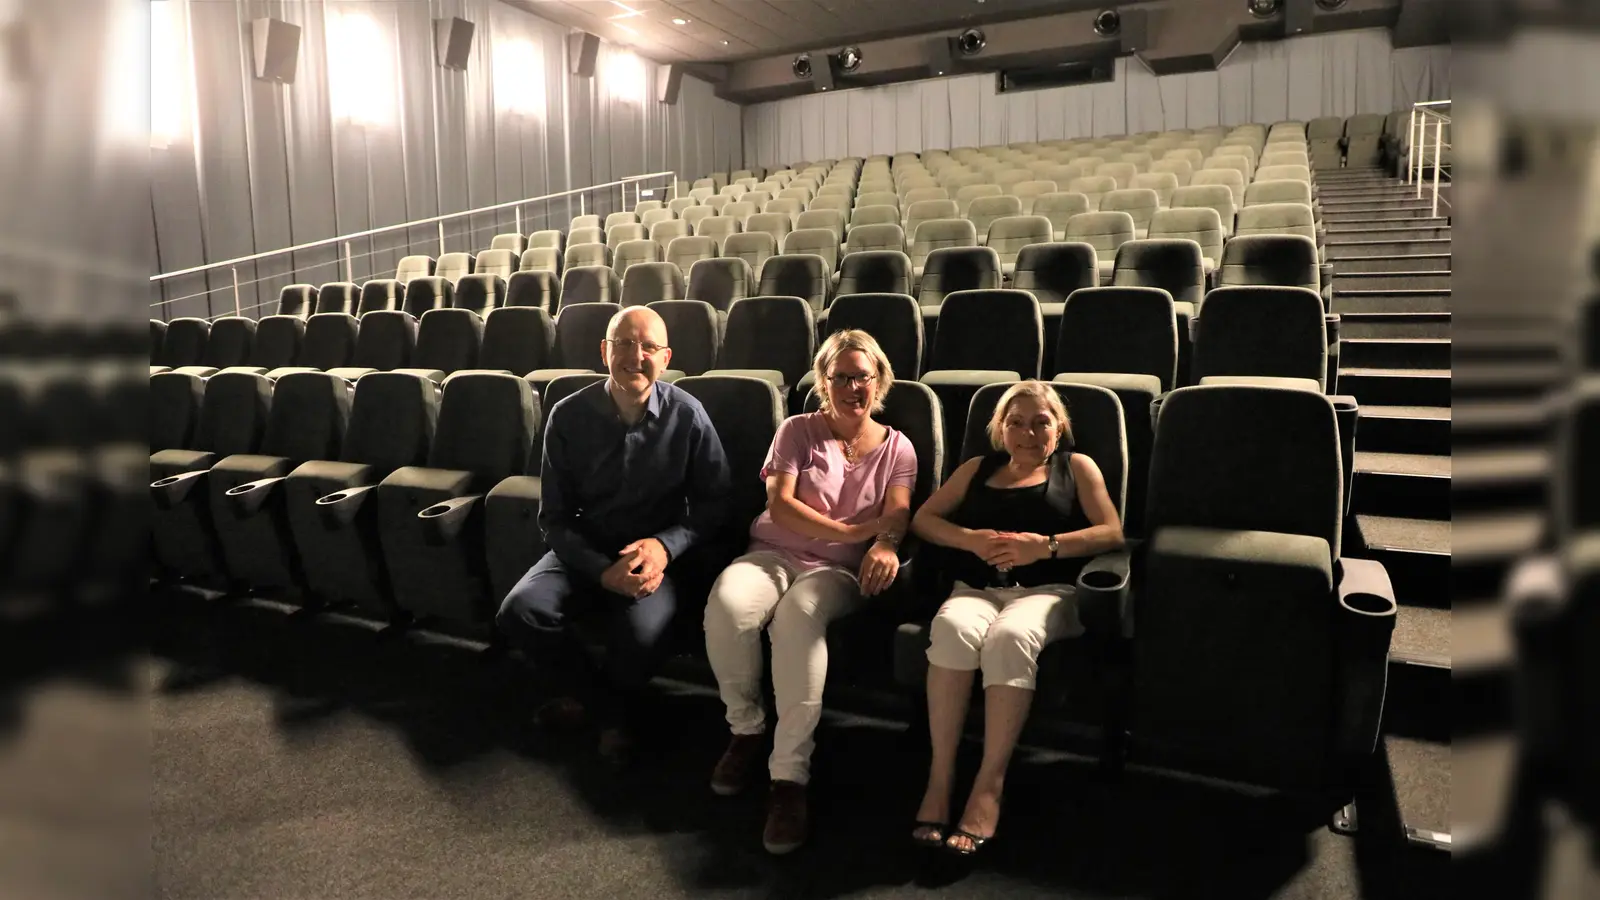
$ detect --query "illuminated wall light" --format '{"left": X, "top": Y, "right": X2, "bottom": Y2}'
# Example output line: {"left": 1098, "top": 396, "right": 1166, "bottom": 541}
{"left": 327, "top": 10, "right": 395, "bottom": 127}
{"left": 493, "top": 38, "right": 545, "bottom": 118}
{"left": 149, "top": 0, "right": 186, "bottom": 148}
{"left": 98, "top": 0, "right": 155, "bottom": 146}
{"left": 604, "top": 50, "right": 646, "bottom": 105}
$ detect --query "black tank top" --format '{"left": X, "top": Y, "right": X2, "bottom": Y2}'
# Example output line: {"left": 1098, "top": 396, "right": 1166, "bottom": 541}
{"left": 944, "top": 451, "right": 1095, "bottom": 589}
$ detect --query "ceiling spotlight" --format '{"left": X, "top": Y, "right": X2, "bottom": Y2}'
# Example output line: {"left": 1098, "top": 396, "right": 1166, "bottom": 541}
{"left": 837, "top": 46, "right": 862, "bottom": 72}
{"left": 1315, "top": 0, "right": 1348, "bottom": 8}
{"left": 671, "top": 17, "right": 689, "bottom": 25}
{"left": 1093, "top": 9, "right": 1121, "bottom": 36}
{"left": 792, "top": 53, "right": 812, "bottom": 79}
{"left": 956, "top": 28, "right": 986, "bottom": 56}
{"left": 1248, "top": 0, "right": 1281, "bottom": 17}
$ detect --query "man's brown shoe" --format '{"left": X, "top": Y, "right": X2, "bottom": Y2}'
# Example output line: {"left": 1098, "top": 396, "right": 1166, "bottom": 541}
{"left": 710, "top": 733, "right": 765, "bottom": 796}
{"left": 763, "top": 780, "right": 808, "bottom": 855}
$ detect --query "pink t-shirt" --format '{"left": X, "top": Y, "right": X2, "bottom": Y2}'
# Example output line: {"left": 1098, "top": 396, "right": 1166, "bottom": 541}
{"left": 747, "top": 412, "right": 919, "bottom": 571}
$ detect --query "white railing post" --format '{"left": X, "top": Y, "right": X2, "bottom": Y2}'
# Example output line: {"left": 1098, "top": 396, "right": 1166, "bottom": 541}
{"left": 1406, "top": 109, "right": 1416, "bottom": 185}
{"left": 1430, "top": 117, "right": 1443, "bottom": 218}
{"left": 343, "top": 241, "right": 354, "bottom": 283}
{"left": 515, "top": 207, "right": 523, "bottom": 238}
{"left": 231, "top": 267, "right": 241, "bottom": 317}
{"left": 438, "top": 222, "right": 446, "bottom": 256}
{"left": 1414, "top": 114, "right": 1426, "bottom": 196}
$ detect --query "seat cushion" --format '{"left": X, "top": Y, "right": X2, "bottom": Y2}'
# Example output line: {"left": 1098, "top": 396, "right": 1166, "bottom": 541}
{"left": 151, "top": 449, "right": 217, "bottom": 479}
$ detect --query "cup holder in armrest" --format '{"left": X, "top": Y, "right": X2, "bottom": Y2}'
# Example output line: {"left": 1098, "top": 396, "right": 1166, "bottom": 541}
{"left": 1075, "top": 549, "right": 1132, "bottom": 637}
{"left": 315, "top": 484, "right": 377, "bottom": 528}
{"left": 151, "top": 469, "right": 207, "bottom": 510}
{"left": 224, "top": 476, "right": 286, "bottom": 516}
{"left": 1079, "top": 569, "right": 1125, "bottom": 591}
{"left": 419, "top": 495, "right": 483, "bottom": 545}
{"left": 1339, "top": 591, "right": 1396, "bottom": 618}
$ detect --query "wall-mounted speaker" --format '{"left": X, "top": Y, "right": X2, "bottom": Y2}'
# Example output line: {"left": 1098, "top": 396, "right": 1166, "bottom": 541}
{"left": 1284, "top": 0, "right": 1316, "bottom": 35}
{"left": 250, "top": 18, "right": 301, "bottom": 83}
{"left": 434, "top": 17, "right": 474, "bottom": 69}
{"left": 810, "top": 53, "right": 836, "bottom": 91}
{"left": 568, "top": 31, "right": 600, "bottom": 77}
{"left": 1118, "top": 8, "right": 1148, "bottom": 53}
{"left": 657, "top": 64, "right": 685, "bottom": 104}
{"left": 927, "top": 36, "right": 955, "bottom": 78}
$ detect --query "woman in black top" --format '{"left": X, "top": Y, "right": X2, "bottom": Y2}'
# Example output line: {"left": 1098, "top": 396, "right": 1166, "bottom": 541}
{"left": 908, "top": 381, "right": 1125, "bottom": 856}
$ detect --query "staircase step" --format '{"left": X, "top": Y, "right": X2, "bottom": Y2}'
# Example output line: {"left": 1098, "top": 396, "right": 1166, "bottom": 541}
{"left": 1333, "top": 271, "right": 1452, "bottom": 291}
{"left": 1455, "top": 360, "right": 1565, "bottom": 397}
{"left": 1354, "top": 514, "right": 1450, "bottom": 608}
{"left": 1453, "top": 446, "right": 1549, "bottom": 513}
{"left": 1357, "top": 404, "right": 1451, "bottom": 454}
{"left": 1317, "top": 186, "right": 1427, "bottom": 200}
{"left": 1334, "top": 289, "right": 1450, "bottom": 313}
{"left": 1340, "top": 338, "right": 1450, "bottom": 369}
{"left": 1339, "top": 367, "right": 1451, "bottom": 407}
{"left": 1454, "top": 510, "right": 1546, "bottom": 603}
{"left": 1385, "top": 734, "right": 1453, "bottom": 848}
{"left": 1390, "top": 601, "right": 1451, "bottom": 668}
{"left": 1452, "top": 397, "right": 1555, "bottom": 446}
{"left": 1352, "top": 451, "right": 1450, "bottom": 518}
{"left": 1320, "top": 197, "right": 1435, "bottom": 211}
{"left": 1321, "top": 237, "right": 1453, "bottom": 256}
{"left": 1323, "top": 207, "right": 1444, "bottom": 222}
{"left": 1330, "top": 254, "right": 1452, "bottom": 273}
{"left": 1338, "top": 312, "right": 1450, "bottom": 340}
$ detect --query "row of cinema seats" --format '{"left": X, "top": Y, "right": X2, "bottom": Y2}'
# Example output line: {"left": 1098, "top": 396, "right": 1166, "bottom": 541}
{"left": 149, "top": 356, "right": 1398, "bottom": 810}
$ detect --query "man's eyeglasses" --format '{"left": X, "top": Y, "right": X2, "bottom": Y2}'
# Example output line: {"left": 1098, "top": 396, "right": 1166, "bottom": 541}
{"left": 828, "top": 373, "right": 876, "bottom": 389}
{"left": 606, "top": 338, "right": 669, "bottom": 356}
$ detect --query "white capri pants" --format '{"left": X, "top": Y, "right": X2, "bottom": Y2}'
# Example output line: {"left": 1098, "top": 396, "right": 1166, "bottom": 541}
{"left": 703, "top": 549, "right": 863, "bottom": 785}
{"left": 925, "top": 581, "right": 1083, "bottom": 690}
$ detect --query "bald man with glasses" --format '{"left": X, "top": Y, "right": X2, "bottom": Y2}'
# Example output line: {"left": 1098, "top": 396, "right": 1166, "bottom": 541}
{"left": 497, "top": 307, "right": 732, "bottom": 766}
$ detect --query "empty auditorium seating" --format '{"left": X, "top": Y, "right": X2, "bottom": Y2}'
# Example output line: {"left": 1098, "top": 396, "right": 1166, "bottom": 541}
{"left": 505, "top": 270, "right": 561, "bottom": 311}
{"left": 836, "top": 250, "right": 913, "bottom": 297}
{"left": 820, "top": 292, "right": 923, "bottom": 380}
{"left": 1217, "top": 234, "right": 1321, "bottom": 293}
{"left": 560, "top": 265, "right": 623, "bottom": 308}
{"left": 967, "top": 195, "right": 1023, "bottom": 246}
{"left": 646, "top": 300, "right": 720, "bottom": 375}
{"left": 436, "top": 252, "right": 475, "bottom": 285}
{"left": 620, "top": 262, "right": 686, "bottom": 307}
{"left": 453, "top": 274, "right": 506, "bottom": 317}
{"left": 919, "top": 289, "right": 1043, "bottom": 472}
{"left": 1193, "top": 286, "right": 1327, "bottom": 393}
{"left": 611, "top": 239, "right": 662, "bottom": 277}
{"left": 1148, "top": 207, "right": 1225, "bottom": 273}
{"left": 782, "top": 229, "right": 839, "bottom": 273}
{"left": 1064, "top": 211, "right": 1136, "bottom": 283}
{"left": 477, "top": 307, "right": 556, "bottom": 376}
{"left": 757, "top": 254, "right": 831, "bottom": 313}
{"left": 713, "top": 296, "right": 816, "bottom": 398}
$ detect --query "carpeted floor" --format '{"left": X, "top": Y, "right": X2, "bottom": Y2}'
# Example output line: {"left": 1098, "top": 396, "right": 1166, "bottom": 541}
{"left": 147, "top": 589, "right": 1450, "bottom": 900}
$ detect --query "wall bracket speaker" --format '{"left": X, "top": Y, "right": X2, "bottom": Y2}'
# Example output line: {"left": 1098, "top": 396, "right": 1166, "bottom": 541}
{"left": 434, "top": 17, "right": 474, "bottom": 70}
{"left": 658, "top": 64, "right": 685, "bottom": 104}
{"left": 928, "top": 35, "right": 955, "bottom": 77}
{"left": 1118, "top": 8, "right": 1148, "bottom": 53}
{"left": 811, "top": 53, "right": 835, "bottom": 92}
{"left": 1284, "top": 0, "right": 1321, "bottom": 34}
{"left": 251, "top": 18, "right": 301, "bottom": 83}
{"left": 569, "top": 31, "right": 600, "bottom": 77}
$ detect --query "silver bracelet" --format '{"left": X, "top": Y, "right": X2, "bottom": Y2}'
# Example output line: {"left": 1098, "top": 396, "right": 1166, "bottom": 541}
{"left": 875, "top": 532, "right": 901, "bottom": 549}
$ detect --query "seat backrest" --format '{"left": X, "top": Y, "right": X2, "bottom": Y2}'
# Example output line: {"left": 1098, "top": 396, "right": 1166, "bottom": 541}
{"left": 314, "top": 282, "right": 359, "bottom": 315}
{"left": 479, "top": 307, "right": 556, "bottom": 376}
{"left": 413, "top": 308, "right": 483, "bottom": 373}
{"left": 1068, "top": 175, "right": 1117, "bottom": 210}
{"left": 401, "top": 277, "right": 452, "bottom": 317}
{"left": 856, "top": 192, "right": 899, "bottom": 211}
{"left": 559, "top": 265, "right": 624, "bottom": 308}
{"left": 719, "top": 202, "right": 757, "bottom": 226}
{"left": 297, "top": 313, "right": 359, "bottom": 370}
{"left": 746, "top": 212, "right": 793, "bottom": 245}
{"left": 927, "top": 289, "right": 1042, "bottom": 378}
{"left": 475, "top": 249, "right": 516, "bottom": 281}
{"left": 568, "top": 226, "right": 604, "bottom": 248}
{"left": 1259, "top": 151, "right": 1309, "bottom": 169}
{"left": 680, "top": 206, "right": 715, "bottom": 233}
{"left": 685, "top": 257, "right": 753, "bottom": 313}
{"left": 917, "top": 246, "right": 1002, "bottom": 310}
{"left": 1055, "top": 287, "right": 1178, "bottom": 393}
{"left": 1131, "top": 172, "right": 1180, "bottom": 208}
{"left": 721, "top": 232, "right": 776, "bottom": 280}
{"left": 782, "top": 229, "right": 839, "bottom": 273}
{"left": 645, "top": 299, "right": 719, "bottom": 375}
{"left": 1235, "top": 203, "right": 1317, "bottom": 242}
{"left": 909, "top": 218, "right": 978, "bottom": 269}
{"left": 635, "top": 199, "right": 665, "bottom": 216}
{"left": 1098, "top": 189, "right": 1160, "bottom": 233}
{"left": 563, "top": 242, "right": 610, "bottom": 273}
{"left": 611, "top": 239, "right": 662, "bottom": 277}
{"left": 836, "top": 250, "right": 912, "bottom": 297}
{"left": 195, "top": 371, "right": 271, "bottom": 456}
{"left": 1064, "top": 211, "right": 1135, "bottom": 263}
{"left": 640, "top": 208, "right": 675, "bottom": 231}
{"left": 672, "top": 374, "right": 786, "bottom": 544}
{"left": 1169, "top": 185, "right": 1236, "bottom": 237}
{"left": 665, "top": 235, "right": 718, "bottom": 273}
{"left": 1150, "top": 158, "right": 1193, "bottom": 187}
{"left": 1112, "top": 239, "right": 1206, "bottom": 307}
{"left": 667, "top": 197, "right": 697, "bottom": 215}
{"left": 452, "top": 274, "right": 505, "bottom": 317}
{"left": 756, "top": 254, "right": 831, "bottom": 313}
{"left": 1011, "top": 180, "right": 1057, "bottom": 213}
{"left": 985, "top": 215, "right": 1053, "bottom": 267}
{"left": 606, "top": 223, "right": 646, "bottom": 249}
{"left": 1032, "top": 192, "right": 1092, "bottom": 239}
{"left": 764, "top": 198, "right": 804, "bottom": 223}
{"left": 202, "top": 317, "right": 255, "bottom": 368}
{"left": 348, "top": 311, "right": 416, "bottom": 371}
{"left": 959, "top": 382, "right": 1126, "bottom": 518}
{"left": 844, "top": 223, "right": 905, "bottom": 255}
{"left": 436, "top": 252, "right": 475, "bottom": 285}
{"left": 528, "top": 230, "right": 564, "bottom": 253}
{"left": 429, "top": 372, "right": 537, "bottom": 486}
{"left": 795, "top": 209, "right": 845, "bottom": 243}
{"left": 954, "top": 183, "right": 1001, "bottom": 215}
{"left": 570, "top": 214, "right": 601, "bottom": 232}
{"left": 358, "top": 279, "right": 404, "bottom": 315}
{"left": 1193, "top": 286, "right": 1327, "bottom": 390}
{"left": 552, "top": 302, "right": 619, "bottom": 370}
{"left": 505, "top": 270, "right": 561, "bottom": 311}
{"left": 261, "top": 370, "right": 351, "bottom": 461}
{"left": 519, "top": 247, "right": 560, "bottom": 275}
{"left": 720, "top": 296, "right": 816, "bottom": 387}
{"left": 620, "top": 262, "right": 686, "bottom": 308}
{"left": 250, "top": 316, "right": 305, "bottom": 369}
{"left": 902, "top": 186, "right": 950, "bottom": 207}
{"left": 1190, "top": 169, "right": 1245, "bottom": 206}
{"left": 150, "top": 371, "right": 205, "bottom": 452}
{"left": 1147, "top": 208, "right": 1225, "bottom": 264}
{"left": 395, "top": 256, "right": 435, "bottom": 284}
{"left": 490, "top": 233, "right": 526, "bottom": 255}
{"left": 1254, "top": 164, "right": 1311, "bottom": 184}
{"left": 649, "top": 219, "right": 690, "bottom": 255}
{"left": 1097, "top": 162, "right": 1138, "bottom": 188}
{"left": 822, "top": 291, "right": 923, "bottom": 381}
{"left": 1218, "top": 234, "right": 1321, "bottom": 293}
{"left": 1307, "top": 116, "right": 1345, "bottom": 141}
{"left": 605, "top": 212, "right": 639, "bottom": 231}
{"left": 277, "top": 284, "right": 316, "bottom": 319}
{"left": 1012, "top": 242, "right": 1099, "bottom": 305}
{"left": 1244, "top": 179, "right": 1313, "bottom": 208}
{"left": 967, "top": 195, "right": 1024, "bottom": 241}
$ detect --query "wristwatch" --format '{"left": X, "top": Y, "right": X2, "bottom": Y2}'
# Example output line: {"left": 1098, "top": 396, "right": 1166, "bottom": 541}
{"left": 1047, "top": 535, "right": 1060, "bottom": 559}
{"left": 876, "top": 532, "right": 901, "bottom": 549}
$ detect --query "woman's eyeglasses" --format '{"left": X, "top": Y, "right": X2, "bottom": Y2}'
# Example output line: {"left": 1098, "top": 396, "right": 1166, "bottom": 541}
{"left": 828, "top": 373, "right": 876, "bottom": 389}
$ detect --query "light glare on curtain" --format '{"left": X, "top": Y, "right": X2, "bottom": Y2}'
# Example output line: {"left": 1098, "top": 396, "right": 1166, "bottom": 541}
{"left": 149, "top": 0, "right": 184, "bottom": 148}
{"left": 605, "top": 50, "right": 646, "bottom": 106}
{"left": 328, "top": 10, "right": 395, "bottom": 127}
{"left": 494, "top": 38, "right": 545, "bottom": 118}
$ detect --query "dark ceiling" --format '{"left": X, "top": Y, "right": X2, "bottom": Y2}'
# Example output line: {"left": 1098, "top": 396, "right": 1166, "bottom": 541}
{"left": 510, "top": 0, "right": 1112, "bottom": 64}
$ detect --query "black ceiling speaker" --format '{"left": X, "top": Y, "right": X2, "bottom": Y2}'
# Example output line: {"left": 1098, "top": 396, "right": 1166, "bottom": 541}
{"left": 1315, "top": 0, "right": 1348, "bottom": 8}
{"left": 1093, "top": 9, "right": 1121, "bottom": 37}
{"left": 792, "top": 53, "right": 812, "bottom": 79}
{"left": 1248, "top": 0, "right": 1282, "bottom": 18}
{"left": 957, "top": 28, "right": 986, "bottom": 56}
{"left": 837, "top": 46, "right": 862, "bottom": 73}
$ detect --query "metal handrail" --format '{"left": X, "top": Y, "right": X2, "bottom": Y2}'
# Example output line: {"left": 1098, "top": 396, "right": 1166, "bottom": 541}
{"left": 150, "top": 169, "right": 677, "bottom": 316}
{"left": 1407, "top": 101, "right": 1450, "bottom": 217}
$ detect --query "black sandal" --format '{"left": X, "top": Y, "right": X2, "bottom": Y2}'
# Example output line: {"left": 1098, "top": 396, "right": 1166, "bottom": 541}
{"left": 943, "top": 827, "right": 995, "bottom": 857}
{"left": 911, "top": 821, "right": 948, "bottom": 848}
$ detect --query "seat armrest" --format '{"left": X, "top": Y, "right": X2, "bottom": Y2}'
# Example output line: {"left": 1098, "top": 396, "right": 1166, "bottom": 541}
{"left": 151, "top": 469, "right": 207, "bottom": 509}
{"left": 1076, "top": 548, "right": 1132, "bottom": 638}
{"left": 1504, "top": 553, "right": 1568, "bottom": 764}
{"left": 1333, "top": 557, "right": 1398, "bottom": 759}
{"left": 315, "top": 483, "right": 378, "bottom": 528}
{"left": 893, "top": 621, "right": 932, "bottom": 688}
{"left": 224, "top": 476, "right": 286, "bottom": 516}
{"left": 419, "top": 494, "right": 484, "bottom": 545}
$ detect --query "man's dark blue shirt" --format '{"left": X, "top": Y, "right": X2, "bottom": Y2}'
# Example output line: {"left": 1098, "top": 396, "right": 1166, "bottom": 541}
{"left": 538, "top": 379, "right": 732, "bottom": 582}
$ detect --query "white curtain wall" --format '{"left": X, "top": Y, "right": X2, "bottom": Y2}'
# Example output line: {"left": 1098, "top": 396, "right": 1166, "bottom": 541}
{"left": 150, "top": 0, "right": 741, "bottom": 319}
{"left": 742, "top": 29, "right": 1450, "bottom": 170}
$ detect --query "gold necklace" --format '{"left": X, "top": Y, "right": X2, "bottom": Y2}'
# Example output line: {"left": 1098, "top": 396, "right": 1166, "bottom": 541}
{"left": 832, "top": 420, "right": 868, "bottom": 463}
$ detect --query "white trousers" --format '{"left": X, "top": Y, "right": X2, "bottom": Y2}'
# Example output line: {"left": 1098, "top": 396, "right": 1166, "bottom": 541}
{"left": 703, "top": 550, "right": 862, "bottom": 785}
{"left": 925, "top": 581, "right": 1082, "bottom": 690}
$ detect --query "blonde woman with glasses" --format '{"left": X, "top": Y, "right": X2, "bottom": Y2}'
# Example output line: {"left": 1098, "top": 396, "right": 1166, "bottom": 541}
{"left": 908, "top": 380, "right": 1124, "bottom": 857}
{"left": 702, "top": 329, "right": 919, "bottom": 855}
